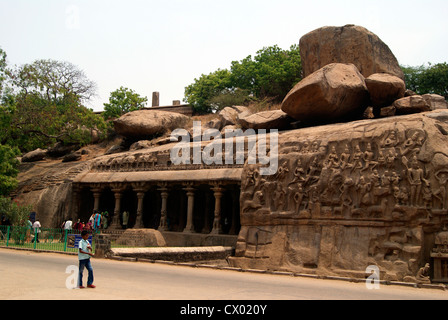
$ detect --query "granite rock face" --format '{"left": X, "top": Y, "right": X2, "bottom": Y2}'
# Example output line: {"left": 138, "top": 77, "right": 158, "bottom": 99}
{"left": 230, "top": 111, "right": 448, "bottom": 281}
{"left": 299, "top": 25, "right": 405, "bottom": 81}
{"left": 114, "top": 110, "right": 189, "bottom": 139}
{"left": 282, "top": 63, "right": 369, "bottom": 122}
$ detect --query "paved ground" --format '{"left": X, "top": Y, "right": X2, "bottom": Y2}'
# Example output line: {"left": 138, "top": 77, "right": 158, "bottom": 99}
{"left": 1, "top": 248, "right": 448, "bottom": 301}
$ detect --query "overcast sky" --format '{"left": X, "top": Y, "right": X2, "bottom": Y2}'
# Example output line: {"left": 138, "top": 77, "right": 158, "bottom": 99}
{"left": 0, "top": 0, "right": 447, "bottom": 111}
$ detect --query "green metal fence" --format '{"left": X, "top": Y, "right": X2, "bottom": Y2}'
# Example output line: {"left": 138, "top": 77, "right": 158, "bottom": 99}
{"left": 0, "top": 225, "right": 95, "bottom": 254}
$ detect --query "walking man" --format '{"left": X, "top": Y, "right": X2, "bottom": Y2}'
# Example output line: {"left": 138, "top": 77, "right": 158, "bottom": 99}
{"left": 78, "top": 230, "right": 95, "bottom": 289}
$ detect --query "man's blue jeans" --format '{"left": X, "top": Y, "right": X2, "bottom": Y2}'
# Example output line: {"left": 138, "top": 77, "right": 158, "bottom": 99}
{"left": 78, "top": 258, "right": 94, "bottom": 287}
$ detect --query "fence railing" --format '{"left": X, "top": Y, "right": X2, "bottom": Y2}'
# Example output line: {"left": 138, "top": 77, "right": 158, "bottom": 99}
{"left": 0, "top": 225, "right": 95, "bottom": 254}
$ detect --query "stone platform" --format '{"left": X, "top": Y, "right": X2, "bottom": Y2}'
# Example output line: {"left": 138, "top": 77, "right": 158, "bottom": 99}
{"left": 111, "top": 246, "right": 235, "bottom": 263}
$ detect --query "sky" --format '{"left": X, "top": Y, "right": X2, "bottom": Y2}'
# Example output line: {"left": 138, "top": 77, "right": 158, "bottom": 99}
{"left": 0, "top": 0, "right": 447, "bottom": 112}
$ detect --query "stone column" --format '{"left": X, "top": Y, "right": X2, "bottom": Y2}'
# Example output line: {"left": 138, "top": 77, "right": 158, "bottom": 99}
{"left": 132, "top": 182, "right": 149, "bottom": 229}
{"left": 152, "top": 92, "right": 160, "bottom": 107}
{"left": 91, "top": 184, "right": 103, "bottom": 212}
{"left": 183, "top": 185, "right": 196, "bottom": 233}
{"left": 111, "top": 184, "right": 124, "bottom": 229}
{"left": 158, "top": 184, "right": 169, "bottom": 231}
{"left": 211, "top": 185, "right": 224, "bottom": 234}
{"left": 201, "top": 191, "right": 211, "bottom": 234}
{"left": 229, "top": 187, "right": 240, "bottom": 235}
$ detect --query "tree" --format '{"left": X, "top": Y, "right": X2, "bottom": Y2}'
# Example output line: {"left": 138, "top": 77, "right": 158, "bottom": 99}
{"left": 0, "top": 144, "right": 20, "bottom": 196}
{"left": 183, "top": 44, "right": 302, "bottom": 114}
{"left": 0, "top": 47, "right": 6, "bottom": 95}
{"left": 402, "top": 63, "right": 448, "bottom": 100}
{"left": 103, "top": 86, "right": 148, "bottom": 119}
{"left": 231, "top": 44, "right": 302, "bottom": 100}
{"left": 2, "top": 59, "right": 108, "bottom": 152}
{"left": 184, "top": 69, "right": 233, "bottom": 114}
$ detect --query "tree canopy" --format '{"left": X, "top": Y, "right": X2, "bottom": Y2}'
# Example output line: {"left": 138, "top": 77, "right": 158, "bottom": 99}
{"left": 103, "top": 86, "right": 148, "bottom": 120}
{"left": 0, "top": 56, "right": 108, "bottom": 152}
{"left": 184, "top": 44, "right": 302, "bottom": 114}
{"left": 402, "top": 63, "right": 448, "bottom": 99}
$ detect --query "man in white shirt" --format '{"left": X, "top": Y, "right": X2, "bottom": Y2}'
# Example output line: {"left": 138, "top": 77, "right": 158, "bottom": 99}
{"left": 32, "top": 219, "right": 41, "bottom": 243}
{"left": 78, "top": 230, "right": 95, "bottom": 289}
{"left": 64, "top": 218, "right": 73, "bottom": 231}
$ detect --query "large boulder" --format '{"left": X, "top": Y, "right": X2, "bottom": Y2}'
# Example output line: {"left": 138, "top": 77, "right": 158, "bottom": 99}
{"left": 365, "top": 73, "right": 406, "bottom": 108}
{"left": 393, "top": 95, "right": 431, "bottom": 115}
{"left": 238, "top": 110, "right": 294, "bottom": 130}
{"left": 422, "top": 94, "right": 448, "bottom": 110}
{"left": 114, "top": 110, "right": 189, "bottom": 139}
{"left": 219, "top": 106, "right": 251, "bottom": 126}
{"left": 300, "top": 25, "right": 405, "bottom": 81}
{"left": 282, "top": 63, "right": 369, "bottom": 122}
{"left": 22, "top": 149, "right": 47, "bottom": 163}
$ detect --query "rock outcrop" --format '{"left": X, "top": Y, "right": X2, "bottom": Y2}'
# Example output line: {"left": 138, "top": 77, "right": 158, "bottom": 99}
{"left": 282, "top": 63, "right": 369, "bottom": 122}
{"left": 114, "top": 110, "right": 189, "bottom": 139}
{"left": 230, "top": 110, "right": 448, "bottom": 281}
{"left": 299, "top": 25, "right": 405, "bottom": 80}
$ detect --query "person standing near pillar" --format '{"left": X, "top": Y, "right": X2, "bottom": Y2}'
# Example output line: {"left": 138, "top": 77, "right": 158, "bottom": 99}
{"left": 122, "top": 211, "right": 129, "bottom": 229}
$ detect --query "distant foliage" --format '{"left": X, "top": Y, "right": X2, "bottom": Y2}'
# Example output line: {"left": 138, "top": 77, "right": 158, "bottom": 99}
{"left": 0, "top": 196, "right": 32, "bottom": 227}
{"left": 402, "top": 62, "right": 448, "bottom": 100}
{"left": 0, "top": 144, "right": 20, "bottom": 196}
{"left": 184, "top": 45, "right": 302, "bottom": 114}
{"left": 103, "top": 86, "right": 148, "bottom": 120}
{"left": 0, "top": 55, "right": 109, "bottom": 152}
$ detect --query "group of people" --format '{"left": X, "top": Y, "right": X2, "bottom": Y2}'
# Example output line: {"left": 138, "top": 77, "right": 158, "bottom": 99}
{"left": 62, "top": 211, "right": 110, "bottom": 233}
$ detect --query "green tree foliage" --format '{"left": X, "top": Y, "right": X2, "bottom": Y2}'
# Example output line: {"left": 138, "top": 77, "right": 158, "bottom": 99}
{"left": 0, "top": 196, "right": 32, "bottom": 227}
{"left": 184, "top": 45, "right": 302, "bottom": 114}
{"left": 0, "top": 48, "right": 6, "bottom": 94}
{"left": 231, "top": 44, "right": 302, "bottom": 100}
{"left": 2, "top": 58, "right": 109, "bottom": 152}
{"left": 184, "top": 69, "right": 233, "bottom": 114}
{"left": 103, "top": 86, "right": 148, "bottom": 120}
{"left": 0, "top": 144, "right": 20, "bottom": 196}
{"left": 402, "top": 63, "right": 448, "bottom": 100}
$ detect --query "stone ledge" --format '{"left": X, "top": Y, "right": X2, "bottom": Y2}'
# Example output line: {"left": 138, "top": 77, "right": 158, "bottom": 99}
{"left": 110, "top": 246, "right": 234, "bottom": 262}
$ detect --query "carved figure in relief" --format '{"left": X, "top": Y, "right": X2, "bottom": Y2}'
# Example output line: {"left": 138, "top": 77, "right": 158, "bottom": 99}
{"left": 293, "top": 183, "right": 305, "bottom": 213}
{"left": 276, "top": 160, "right": 290, "bottom": 181}
{"left": 340, "top": 145, "right": 353, "bottom": 170}
{"left": 434, "top": 170, "right": 448, "bottom": 210}
{"left": 304, "top": 157, "right": 321, "bottom": 187}
{"left": 422, "top": 182, "right": 434, "bottom": 211}
{"left": 383, "top": 131, "right": 398, "bottom": 147}
{"left": 357, "top": 176, "right": 372, "bottom": 206}
{"left": 404, "top": 156, "right": 429, "bottom": 206}
{"left": 326, "top": 146, "right": 340, "bottom": 169}
{"left": 291, "top": 158, "right": 305, "bottom": 184}
{"left": 340, "top": 178, "right": 354, "bottom": 207}
{"left": 273, "top": 183, "right": 286, "bottom": 211}
{"left": 361, "top": 143, "right": 378, "bottom": 172}
{"left": 351, "top": 144, "right": 364, "bottom": 172}
{"left": 243, "top": 191, "right": 264, "bottom": 213}
{"left": 385, "top": 149, "right": 397, "bottom": 168}
{"left": 402, "top": 131, "right": 425, "bottom": 157}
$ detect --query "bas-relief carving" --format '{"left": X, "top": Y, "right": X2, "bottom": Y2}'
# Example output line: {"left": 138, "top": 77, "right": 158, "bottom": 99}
{"left": 91, "top": 147, "right": 247, "bottom": 173}
{"left": 242, "top": 128, "right": 448, "bottom": 220}
{"left": 235, "top": 121, "right": 448, "bottom": 281}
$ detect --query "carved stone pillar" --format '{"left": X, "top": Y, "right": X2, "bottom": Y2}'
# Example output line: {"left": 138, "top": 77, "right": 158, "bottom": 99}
{"left": 111, "top": 183, "right": 125, "bottom": 229}
{"left": 211, "top": 185, "right": 224, "bottom": 235}
{"left": 229, "top": 187, "right": 240, "bottom": 235}
{"left": 183, "top": 184, "right": 196, "bottom": 233}
{"left": 72, "top": 184, "right": 81, "bottom": 221}
{"left": 158, "top": 184, "right": 169, "bottom": 231}
{"left": 91, "top": 184, "right": 103, "bottom": 212}
{"left": 132, "top": 182, "right": 149, "bottom": 229}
